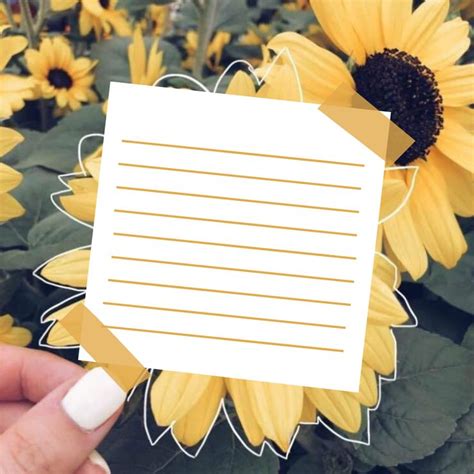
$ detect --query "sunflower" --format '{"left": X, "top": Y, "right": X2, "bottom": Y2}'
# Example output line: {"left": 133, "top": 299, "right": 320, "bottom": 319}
{"left": 128, "top": 26, "right": 166, "bottom": 86}
{"left": 25, "top": 36, "right": 98, "bottom": 111}
{"left": 182, "top": 30, "right": 231, "bottom": 72}
{"left": 258, "top": 0, "right": 473, "bottom": 280}
{"left": 0, "top": 127, "right": 25, "bottom": 222}
{"left": 0, "top": 315, "right": 32, "bottom": 347}
{"left": 0, "top": 28, "right": 36, "bottom": 119}
{"left": 147, "top": 4, "right": 170, "bottom": 37}
{"left": 51, "top": 0, "right": 132, "bottom": 39}
{"left": 41, "top": 68, "right": 411, "bottom": 453}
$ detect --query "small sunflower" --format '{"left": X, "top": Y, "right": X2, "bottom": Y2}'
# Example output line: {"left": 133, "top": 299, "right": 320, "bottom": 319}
{"left": 0, "top": 28, "right": 36, "bottom": 119}
{"left": 0, "top": 315, "right": 32, "bottom": 347}
{"left": 51, "top": 0, "right": 132, "bottom": 39}
{"left": 182, "top": 30, "right": 231, "bottom": 72}
{"left": 41, "top": 69, "right": 411, "bottom": 453}
{"left": 25, "top": 36, "right": 98, "bottom": 111}
{"left": 0, "top": 127, "right": 25, "bottom": 222}
{"left": 260, "top": 0, "right": 473, "bottom": 279}
{"left": 147, "top": 4, "right": 170, "bottom": 37}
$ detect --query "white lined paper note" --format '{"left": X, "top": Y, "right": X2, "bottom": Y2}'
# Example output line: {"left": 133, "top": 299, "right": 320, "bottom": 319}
{"left": 82, "top": 82, "right": 386, "bottom": 391}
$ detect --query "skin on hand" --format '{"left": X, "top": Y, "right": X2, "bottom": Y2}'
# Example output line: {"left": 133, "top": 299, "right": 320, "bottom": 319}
{"left": 0, "top": 344, "right": 123, "bottom": 473}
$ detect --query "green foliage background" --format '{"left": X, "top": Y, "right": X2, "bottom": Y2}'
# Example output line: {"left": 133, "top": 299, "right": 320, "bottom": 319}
{"left": 0, "top": 0, "right": 473, "bottom": 472}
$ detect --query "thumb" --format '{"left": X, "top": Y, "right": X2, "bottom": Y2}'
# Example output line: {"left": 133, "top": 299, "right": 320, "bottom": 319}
{"left": 0, "top": 368, "right": 125, "bottom": 473}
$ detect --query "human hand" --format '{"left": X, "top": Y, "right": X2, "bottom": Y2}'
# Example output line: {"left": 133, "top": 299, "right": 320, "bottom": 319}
{"left": 0, "top": 344, "right": 126, "bottom": 473}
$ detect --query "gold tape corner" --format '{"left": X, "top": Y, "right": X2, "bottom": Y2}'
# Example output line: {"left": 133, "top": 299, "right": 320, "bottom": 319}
{"left": 319, "top": 83, "right": 414, "bottom": 165}
{"left": 60, "top": 304, "right": 149, "bottom": 392}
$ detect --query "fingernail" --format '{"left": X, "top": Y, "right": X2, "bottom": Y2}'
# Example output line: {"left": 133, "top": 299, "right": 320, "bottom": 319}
{"left": 89, "top": 450, "right": 111, "bottom": 474}
{"left": 62, "top": 367, "right": 126, "bottom": 431}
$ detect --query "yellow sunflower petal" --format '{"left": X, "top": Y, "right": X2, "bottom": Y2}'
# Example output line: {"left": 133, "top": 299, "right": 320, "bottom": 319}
{"left": 266, "top": 32, "right": 354, "bottom": 103}
{"left": 0, "top": 127, "right": 23, "bottom": 157}
{"left": 368, "top": 274, "right": 409, "bottom": 326}
{"left": 400, "top": 0, "right": 449, "bottom": 57}
{"left": 173, "top": 377, "right": 224, "bottom": 447}
{"left": 150, "top": 372, "right": 213, "bottom": 426}
{"left": 373, "top": 252, "right": 399, "bottom": 289}
{"left": 379, "top": 177, "right": 408, "bottom": 222}
{"left": 246, "top": 380, "right": 303, "bottom": 451}
{"left": 60, "top": 192, "right": 97, "bottom": 222}
{"left": 0, "top": 193, "right": 25, "bottom": 221}
{"left": 304, "top": 387, "right": 361, "bottom": 433}
{"left": 226, "top": 71, "right": 256, "bottom": 97}
{"left": 79, "top": 10, "right": 94, "bottom": 36}
{"left": 0, "top": 327, "right": 32, "bottom": 346}
{"left": 309, "top": 0, "right": 366, "bottom": 63}
{"left": 129, "top": 26, "right": 146, "bottom": 84}
{"left": 381, "top": 0, "right": 412, "bottom": 48}
{"left": 409, "top": 158, "right": 467, "bottom": 268}
{"left": 429, "top": 148, "right": 474, "bottom": 217}
{"left": 106, "top": 11, "right": 132, "bottom": 37}
{"left": 0, "top": 36, "right": 28, "bottom": 71}
{"left": 257, "top": 62, "right": 301, "bottom": 101}
{"left": 225, "top": 378, "right": 265, "bottom": 446}
{"left": 444, "top": 107, "right": 474, "bottom": 134}
{"left": 0, "top": 314, "right": 14, "bottom": 334}
{"left": 354, "top": 364, "right": 378, "bottom": 407}
{"left": 382, "top": 171, "right": 428, "bottom": 280}
{"left": 436, "top": 114, "right": 474, "bottom": 173}
{"left": 41, "top": 249, "right": 90, "bottom": 288}
{"left": 363, "top": 325, "right": 395, "bottom": 375}
{"left": 437, "top": 64, "right": 474, "bottom": 107}
{"left": 300, "top": 395, "right": 317, "bottom": 423}
{"left": 0, "top": 163, "right": 22, "bottom": 193}
{"left": 418, "top": 18, "right": 470, "bottom": 71}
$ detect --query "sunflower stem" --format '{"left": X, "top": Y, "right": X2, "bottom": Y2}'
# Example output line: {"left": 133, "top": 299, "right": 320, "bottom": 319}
{"left": 19, "top": 0, "right": 36, "bottom": 47}
{"left": 34, "top": 0, "right": 48, "bottom": 37}
{"left": 192, "top": 0, "right": 218, "bottom": 79}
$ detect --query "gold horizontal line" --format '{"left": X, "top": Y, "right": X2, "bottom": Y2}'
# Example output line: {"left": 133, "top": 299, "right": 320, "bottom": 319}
{"left": 121, "top": 139, "right": 365, "bottom": 168}
{"left": 113, "top": 232, "right": 357, "bottom": 260}
{"left": 117, "top": 162, "right": 362, "bottom": 191}
{"left": 103, "top": 301, "right": 347, "bottom": 329}
{"left": 108, "top": 278, "right": 351, "bottom": 306}
{"left": 105, "top": 325, "right": 345, "bottom": 353}
{"left": 114, "top": 209, "right": 357, "bottom": 237}
{"left": 111, "top": 255, "right": 354, "bottom": 283}
{"left": 116, "top": 186, "right": 359, "bottom": 214}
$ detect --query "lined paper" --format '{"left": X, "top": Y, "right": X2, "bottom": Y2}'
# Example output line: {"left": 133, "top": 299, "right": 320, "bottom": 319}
{"left": 82, "top": 82, "right": 386, "bottom": 390}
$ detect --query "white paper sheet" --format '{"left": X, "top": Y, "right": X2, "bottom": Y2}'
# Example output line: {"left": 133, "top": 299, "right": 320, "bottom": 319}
{"left": 81, "top": 82, "right": 386, "bottom": 391}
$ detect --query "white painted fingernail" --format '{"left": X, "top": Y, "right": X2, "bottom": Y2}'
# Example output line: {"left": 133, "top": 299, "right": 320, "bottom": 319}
{"left": 89, "top": 450, "right": 111, "bottom": 474}
{"left": 62, "top": 367, "right": 126, "bottom": 431}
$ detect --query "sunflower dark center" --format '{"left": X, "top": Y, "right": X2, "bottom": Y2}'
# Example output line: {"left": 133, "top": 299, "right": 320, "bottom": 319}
{"left": 47, "top": 68, "right": 73, "bottom": 89}
{"left": 99, "top": 0, "right": 110, "bottom": 8}
{"left": 353, "top": 48, "right": 443, "bottom": 165}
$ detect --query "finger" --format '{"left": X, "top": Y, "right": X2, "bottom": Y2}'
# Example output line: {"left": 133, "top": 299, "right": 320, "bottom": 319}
{"left": 0, "top": 368, "right": 124, "bottom": 473}
{"left": 0, "top": 344, "right": 84, "bottom": 402}
{"left": 0, "top": 402, "right": 31, "bottom": 432}
{"left": 76, "top": 451, "right": 111, "bottom": 474}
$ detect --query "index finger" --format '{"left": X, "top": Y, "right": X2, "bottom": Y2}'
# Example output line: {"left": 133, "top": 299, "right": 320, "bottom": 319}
{"left": 0, "top": 344, "right": 84, "bottom": 402}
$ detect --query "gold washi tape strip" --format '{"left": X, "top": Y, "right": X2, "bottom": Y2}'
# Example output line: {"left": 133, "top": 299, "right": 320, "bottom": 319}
{"left": 60, "top": 304, "right": 149, "bottom": 392}
{"left": 319, "top": 83, "right": 414, "bottom": 165}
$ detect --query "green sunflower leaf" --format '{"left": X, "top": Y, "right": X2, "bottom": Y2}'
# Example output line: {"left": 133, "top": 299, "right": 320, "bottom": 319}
{"left": 405, "top": 325, "right": 474, "bottom": 473}
{"left": 0, "top": 212, "right": 92, "bottom": 271}
{"left": 420, "top": 231, "right": 474, "bottom": 315}
{"left": 15, "top": 105, "right": 105, "bottom": 174}
{"left": 353, "top": 328, "right": 474, "bottom": 467}
{"left": 100, "top": 411, "right": 279, "bottom": 473}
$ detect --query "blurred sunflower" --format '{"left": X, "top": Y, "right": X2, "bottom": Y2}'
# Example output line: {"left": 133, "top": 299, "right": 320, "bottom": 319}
{"left": 25, "top": 36, "right": 98, "bottom": 111}
{"left": 0, "top": 127, "right": 25, "bottom": 222}
{"left": 147, "top": 4, "right": 170, "bottom": 37}
{"left": 0, "top": 28, "right": 36, "bottom": 119}
{"left": 261, "top": 0, "right": 473, "bottom": 279}
{"left": 183, "top": 30, "right": 231, "bottom": 72}
{"left": 41, "top": 70, "right": 411, "bottom": 452}
{"left": 0, "top": 315, "right": 32, "bottom": 347}
{"left": 51, "top": 0, "right": 132, "bottom": 38}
